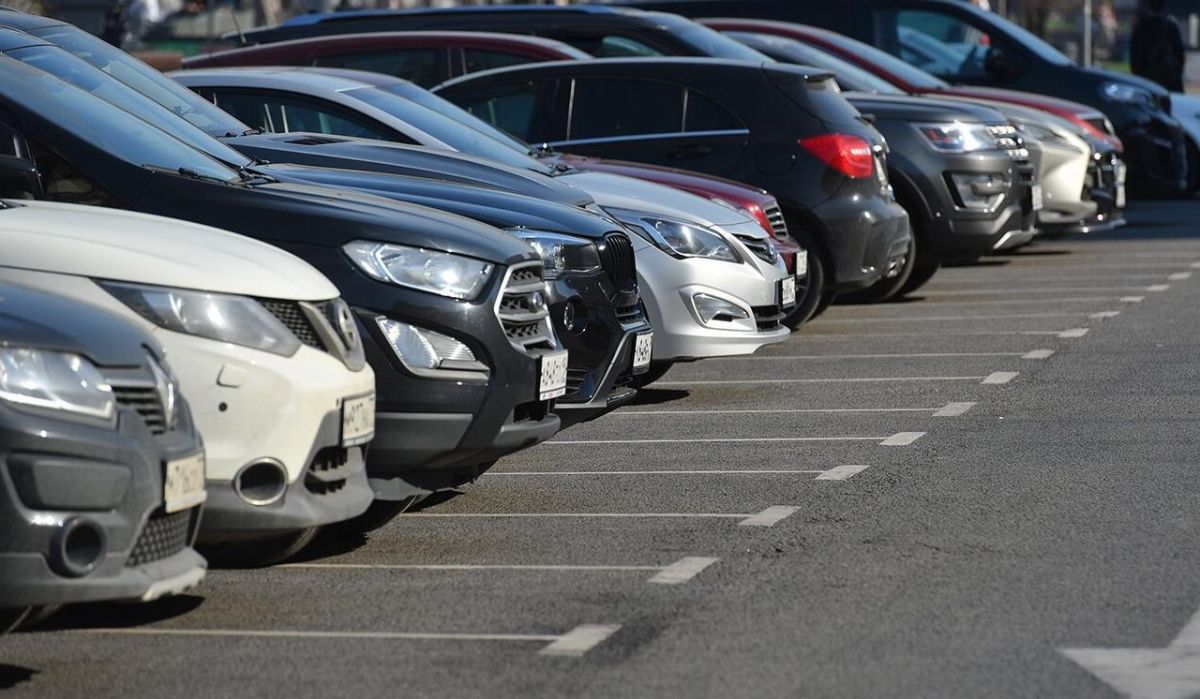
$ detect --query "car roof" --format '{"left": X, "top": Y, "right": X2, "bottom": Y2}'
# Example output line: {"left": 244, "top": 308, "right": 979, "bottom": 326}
{"left": 437, "top": 56, "right": 828, "bottom": 89}
{"left": 280, "top": 4, "right": 639, "bottom": 28}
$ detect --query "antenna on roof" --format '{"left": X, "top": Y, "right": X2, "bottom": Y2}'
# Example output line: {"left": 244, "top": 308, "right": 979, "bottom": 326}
{"left": 230, "top": 0, "right": 247, "bottom": 47}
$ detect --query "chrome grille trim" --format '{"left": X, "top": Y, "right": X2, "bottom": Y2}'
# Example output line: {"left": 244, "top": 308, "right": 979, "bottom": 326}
{"left": 494, "top": 262, "right": 556, "bottom": 352}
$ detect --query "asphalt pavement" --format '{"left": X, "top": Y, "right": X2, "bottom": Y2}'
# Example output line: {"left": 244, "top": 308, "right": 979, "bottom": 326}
{"left": 4, "top": 201, "right": 1200, "bottom": 698}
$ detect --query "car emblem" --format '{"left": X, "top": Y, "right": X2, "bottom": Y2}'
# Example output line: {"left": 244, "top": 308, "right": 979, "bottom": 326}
{"left": 335, "top": 301, "right": 357, "bottom": 348}
{"left": 147, "top": 355, "right": 177, "bottom": 430}
{"left": 529, "top": 292, "right": 546, "bottom": 314}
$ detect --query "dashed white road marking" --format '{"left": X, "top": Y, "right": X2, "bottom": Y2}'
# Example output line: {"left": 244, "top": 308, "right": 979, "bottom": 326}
{"left": 647, "top": 557, "right": 720, "bottom": 585}
{"left": 1191, "top": 261, "right": 1200, "bottom": 268}
{"left": 982, "top": 371, "right": 1018, "bottom": 385}
{"left": 1119, "top": 296, "right": 1145, "bottom": 303}
{"left": 729, "top": 352, "right": 1031, "bottom": 360}
{"left": 815, "top": 465, "right": 870, "bottom": 481}
{"left": 654, "top": 376, "right": 990, "bottom": 386}
{"left": 612, "top": 407, "right": 940, "bottom": 416}
{"left": 738, "top": 506, "right": 799, "bottom": 527}
{"left": 917, "top": 286, "right": 1175, "bottom": 296}
{"left": 832, "top": 297, "right": 1136, "bottom": 308}
{"left": 1146, "top": 284, "right": 1171, "bottom": 292}
{"left": 1022, "top": 349, "right": 1055, "bottom": 359}
{"left": 542, "top": 436, "right": 887, "bottom": 445}
{"left": 933, "top": 402, "right": 977, "bottom": 417}
{"left": 540, "top": 625, "right": 622, "bottom": 657}
{"left": 815, "top": 311, "right": 1108, "bottom": 324}
{"left": 488, "top": 469, "right": 825, "bottom": 476}
{"left": 1089, "top": 311, "right": 1120, "bottom": 319}
{"left": 796, "top": 329, "right": 1082, "bottom": 339}
{"left": 1168, "top": 272, "right": 1192, "bottom": 281}
{"left": 880, "top": 432, "right": 926, "bottom": 446}
{"left": 1059, "top": 328, "right": 1090, "bottom": 338}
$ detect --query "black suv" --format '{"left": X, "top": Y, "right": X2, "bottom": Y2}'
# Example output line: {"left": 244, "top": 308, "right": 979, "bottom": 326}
{"left": 0, "top": 57, "right": 560, "bottom": 510}
{"left": 0, "top": 278, "right": 206, "bottom": 631}
{"left": 437, "top": 58, "right": 912, "bottom": 312}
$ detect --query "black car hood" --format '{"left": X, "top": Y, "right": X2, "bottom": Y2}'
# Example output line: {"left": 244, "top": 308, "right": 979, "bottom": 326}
{"left": 846, "top": 92, "right": 1006, "bottom": 124}
{"left": 257, "top": 162, "right": 617, "bottom": 240}
{"left": 0, "top": 276, "right": 150, "bottom": 366}
{"left": 231, "top": 132, "right": 593, "bottom": 208}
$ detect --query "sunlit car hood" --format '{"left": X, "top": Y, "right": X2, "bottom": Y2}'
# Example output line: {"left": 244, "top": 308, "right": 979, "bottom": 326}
{"left": 559, "top": 171, "right": 759, "bottom": 231}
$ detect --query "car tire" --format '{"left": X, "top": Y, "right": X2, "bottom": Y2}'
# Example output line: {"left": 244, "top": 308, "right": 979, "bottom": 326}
{"left": 837, "top": 239, "right": 917, "bottom": 304}
{"left": 0, "top": 607, "right": 29, "bottom": 635}
{"left": 629, "top": 361, "right": 674, "bottom": 388}
{"left": 201, "top": 526, "right": 321, "bottom": 568}
{"left": 782, "top": 248, "right": 828, "bottom": 328}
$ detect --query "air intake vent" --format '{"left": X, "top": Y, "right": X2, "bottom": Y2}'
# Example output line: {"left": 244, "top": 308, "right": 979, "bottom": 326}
{"left": 763, "top": 204, "right": 790, "bottom": 240}
{"left": 112, "top": 385, "right": 166, "bottom": 436}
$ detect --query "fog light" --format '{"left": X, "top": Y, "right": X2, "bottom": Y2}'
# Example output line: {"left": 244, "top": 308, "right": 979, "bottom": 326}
{"left": 692, "top": 293, "right": 750, "bottom": 325}
{"left": 376, "top": 318, "right": 482, "bottom": 372}
{"left": 949, "top": 172, "right": 1007, "bottom": 212}
{"left": 562, "top": 299, "right": 586, "bottom": 334}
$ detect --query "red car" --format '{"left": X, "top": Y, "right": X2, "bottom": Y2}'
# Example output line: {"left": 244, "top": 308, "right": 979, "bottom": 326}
{"left": 184, "top": 30, "right": 804, "bottom": 271}
{"left": 700, "top": 18, "right": 1123, "bottom": 152}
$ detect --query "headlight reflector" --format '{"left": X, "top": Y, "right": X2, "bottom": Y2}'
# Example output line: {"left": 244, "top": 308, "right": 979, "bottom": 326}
{"left": 916, "top": 122, "right": 996, "bottom": 153}
{"left": 376, "top": 318, "right": 485, "bottom": 374}
{"left": 0, "top": 349, "right": 114, "bottom": 421}
{"left": 692, "top": 293, "right": 750, "bottom": 325}
{"left": 608, "top": 208, "right": 740, "bottom": 263}
{"left": 508, "top": 230, "right": 601, "bottom": 280}
{"left": 102, "top": 282, "right": 301, "bottom": 357}
{"left": 1101, "top": 82, "right": 1156, "bottom": 108}
{"left": 344, "top": 241, "right": 493, "bottom": 300}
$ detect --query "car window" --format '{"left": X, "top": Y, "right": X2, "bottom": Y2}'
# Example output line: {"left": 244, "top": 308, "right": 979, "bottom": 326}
{"left": 684, "top": 90, "right": 743, "bottom": 132}
{"left": 453, "top": 79, "right": 555, "bottom": 144}
{"left": 892, "top": 10, "right": 993, "bottom": 81}
{"left": 816, "top": 30, "right": 950, "bottom": 90}
{"left": 210, "top": 90, "right": 397, "bottom": 141}
{"left": 314, "top": 49, "right": 443, "bottom": 88}
{"left": 570, "top": 78, "right": 682, "bottom": 140}
{"left": 463, "top": 48, "right": 535, "bottom": 75}
{"left": 597, "top": 36, "right": 661, "bottom": 58}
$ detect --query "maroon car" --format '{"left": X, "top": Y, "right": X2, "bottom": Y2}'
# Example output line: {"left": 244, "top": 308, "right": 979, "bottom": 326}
{"left": 185, "top": 30, "right": 804, "bottom": 271}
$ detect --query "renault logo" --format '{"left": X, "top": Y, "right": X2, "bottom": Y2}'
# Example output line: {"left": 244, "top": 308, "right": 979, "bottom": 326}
{"left": 147, "top": 355, "right": 177, "bottom": 431}
{"left": 335, "top": 301, "right": 357, "bottom": 348}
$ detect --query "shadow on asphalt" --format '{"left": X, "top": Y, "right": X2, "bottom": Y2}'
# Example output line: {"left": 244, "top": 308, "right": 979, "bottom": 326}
{"left": 626, "top": 388, "right": 690, "bottom": 406}
{"left": 24, "top": 595, "right": 204, "bottom": 632}
{"left": 0, "top": 665, "right": 37, "bottom": 689}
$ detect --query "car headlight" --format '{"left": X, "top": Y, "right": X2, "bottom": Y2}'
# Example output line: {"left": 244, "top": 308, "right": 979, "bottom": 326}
{"left": 0, "top": 349, "right": 115, "bottom": 422}
{"left": 101, "top": 281, "right": 302, "bottom": 357}
{"left": 1016, "top": 120, "right": 1062, "bottom": 144}
{"left": 915, "top": 122, "right": 996, "bottom": 153}
{"left": 1101, "top": 82, "right": 1156, "bottom": 109}
{"left": 343, "top": 241, "right": 493, "bottom": 300}
{"left": 607, "top": 208, "right": 740, "bottom": 263}
{"left": 508, "top": 229, "right": 601, "bottom": 280}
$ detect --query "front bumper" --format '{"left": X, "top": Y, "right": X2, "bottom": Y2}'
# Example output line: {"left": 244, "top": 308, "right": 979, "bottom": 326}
{"left": 1040, "top": 153, "right": 1127, "bottom": 234}
{"left": 913, "top": 150, "right": 1032, "bottom": 261}
{"left": 1117, "top": 111, "right": 1188, "bottom": 197}
{"left": 811, "top": 195, "right": 911, "bottom": 292}
{"left": 0, "top": 398, "right": 206, "bottom": 609}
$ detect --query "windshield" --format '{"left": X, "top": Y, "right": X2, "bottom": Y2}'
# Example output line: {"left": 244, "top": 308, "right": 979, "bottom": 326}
{"left": 818, "top": 31, "right": 950, "bottom": 90}
{"left": 730, "top": 32, "right": 904, "bottom": 95}
{"left": 655, "top": 14, "right": 774, "bottom": 61}
{"left": 7, "top": 45, "right": 254, "bottom": 169}
{"left": 3, "top": 59, "right": 239, "bottom": 183}
{"left": 30, "top": 25, "right": 253, "bottom": 138}
{"left": 352, "top": 83, "right": 554, "bottom": 174}
{"left": 966, "top": 5, "right": 1073, "bottom": 66}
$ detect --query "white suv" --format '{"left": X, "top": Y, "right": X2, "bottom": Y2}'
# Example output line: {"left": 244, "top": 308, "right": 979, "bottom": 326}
{"left": 0, "top": 200, "right": 376, "bottom": 565}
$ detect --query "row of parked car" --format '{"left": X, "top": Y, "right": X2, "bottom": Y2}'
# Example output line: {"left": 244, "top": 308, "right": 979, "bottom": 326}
{"left": 0, "top": 0, "right": 1144, "bottom": 631}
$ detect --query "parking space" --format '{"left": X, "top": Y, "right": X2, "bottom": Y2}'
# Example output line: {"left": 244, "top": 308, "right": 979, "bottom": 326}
{"left": 3, "top": 204, "right": 1199, "bottom": 699}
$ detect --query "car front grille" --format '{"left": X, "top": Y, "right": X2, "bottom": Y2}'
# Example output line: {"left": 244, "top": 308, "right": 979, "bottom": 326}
{"left": 615, "top": 303, "right": 646, "bottom": 326}
{"left": 763, "top": 203, "right": 790, "bottom": 240}
{"left": 565, "top": 367, "right": 589, "bottom": 395}
{"left": 751, "top": 304, "right": 785, "bottom": 332}
{"left": 496, "top": 263, "right": 555, "bottom": 351}
{"left": 127, "top": 508, "right": 194, "bottom": 567}
{"left": 597, "top": 232, "right": 636, "bottom": 293}
{"left": 112, "top": 384, "right": 166, "bottom": 436}
{"left": 735, "top": 234, "right": 778, "bottom": 265}
{"left": 261, "top": 299, "right": 324, "bottom": 350}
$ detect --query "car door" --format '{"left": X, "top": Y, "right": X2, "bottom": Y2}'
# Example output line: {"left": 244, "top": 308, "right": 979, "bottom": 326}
{"left": 198, "top": 88, "right": 416, "bottom": 143}
{"left": 311, "top": 47, "right": 450, "bottom": 88}
{"left": 551, "top": 76, "right": 748, "bottom": 178}
{"left": 449, "top": 76, "right": 567, "bottom": 144}
{"left": 874, "top": 5, "right": 1027, "bottom": 87}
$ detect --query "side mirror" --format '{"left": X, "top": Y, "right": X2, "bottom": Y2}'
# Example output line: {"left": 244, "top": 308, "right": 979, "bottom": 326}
{"left": 0, "top": 155, "right": 42, "bottom": 200}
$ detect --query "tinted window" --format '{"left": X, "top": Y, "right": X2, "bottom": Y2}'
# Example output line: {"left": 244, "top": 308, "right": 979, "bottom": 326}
{"left": 771, "top": 72, "right": 863, "bottom": 128}
{"left": 212, "top": 90, "right": 396, "bottom": 141}
{"left": 654, "top": 14, "right": 773, "bottom": 61}
{"left": 596, "top": 36, "right": 661, "bottom": 58}
{"left": 894, "top": 10, "right": 991, "bottom": 81}
{"left": 463, "top": 48, "right": 533, "bottom": 74}
{"left": 726, "top": 32, "right": 904, "bottom": 96}
{"left": 314, "top": 49, "right": 443, "bottom": 88}
{"left": 30, "top": 25, "right": 250, "bottom": 138}
{"left": 571, "top": 78, "right": 682, "bottom": 139}
{"left": 452, "top": 79, "right": 554, "bottom": 144}
{"left": 816, "top": 31, "right": 950, "bottom": 90}
{"left": 684, "top": 91, "right": 742, "bottom": 132}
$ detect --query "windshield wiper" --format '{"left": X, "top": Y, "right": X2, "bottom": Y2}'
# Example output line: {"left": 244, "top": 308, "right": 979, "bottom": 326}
{"left": 174, "top": 166, "right": 235, "bottom": 185}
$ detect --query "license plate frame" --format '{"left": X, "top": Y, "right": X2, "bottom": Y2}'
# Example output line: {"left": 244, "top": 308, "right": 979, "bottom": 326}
{"left": 538, "top": 350, "right": 569, "bottom": 400}
{"left": 793, "top": 251, "right": 808, "bottom": 280}
{"left": 632, "top": 332, "right": 653, "bottom": 373}
{"left": 1030, "top": 183, "right": 1044, "bottom": 211}
{"left": 341, "top": 393, "right": 376, "bottom": 447}
{"left": 780, "top": 275, "right": 797, "bottom": 308}
{"left": 164, "top": 452, "right": 206, "bottom": 514}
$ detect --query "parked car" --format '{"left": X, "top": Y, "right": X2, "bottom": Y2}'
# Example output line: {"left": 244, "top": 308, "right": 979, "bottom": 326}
{"left": 185, "top": 30, "right": 591, "bottom": 85}
{"left": 0, "top": 198, "right": 378, "bottom": 565}
{"left": 632, "top": 3, "right": 1186, "bottom": 197}
{"left": 234, "top": 5, "right": 773, "bottom": 62}
{"left": 169, "top": 67, "right": 799, "bottom": 362}
{"left": 0, "top": 276, "right": 206, "bottom": 631}
{"left": 180, "top": 27, "right": 806, "bottom": 262}
{"left": 435, "top": 58, "right": 912, "bottom": 308}
{"left": 0, "top": 57, "right": 564, "bottom": 527}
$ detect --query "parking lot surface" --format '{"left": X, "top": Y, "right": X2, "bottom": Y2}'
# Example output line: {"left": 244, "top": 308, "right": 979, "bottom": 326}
{"left": 4, "top": 202, "right": 1200, "bottom": 698}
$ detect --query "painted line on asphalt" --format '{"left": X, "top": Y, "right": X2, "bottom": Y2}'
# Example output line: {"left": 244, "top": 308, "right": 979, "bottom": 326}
{"left": 982, "top": 371, "right": 1018, "bottom": 385}
{"left": 1119, "top": 296, "right": 1145, "bottom": 303}
{"left": 1168, "top": 272, "right": 1192, "bottom": 280}
{"left": 833, "top": 297, "right": 1141, "bottom": 308}
{"left": 1146, "top": 284, "right": 1171, "bottom": 292}
{"left": 927, "top": 273, "right": 1187, "bottom": 283}
{"left": 612, "top": 407, "right": 946, "bottom": 416}
{"left": 880, "top": 432, "right": 926, "bottom": 446}
{"left": 815, "top": 311, "right": 1114, "bottom": 324}
{"left": 933, "top": 402, "right": 977, "bottom": 417}
{"left": 726, "top": 351, "right": 1030, "bottom": 360}
{"left": 283, "top": 558, "right": 720, "bottom": 586}
{"left": 654, "top": 376, "right": 989, "bottom": 386}
{"left": 1089, "top": 311, "right": 1120, "bottom": 319}
{"left": 1192, "top": 261, "right": 1200, "bottom": 268}
{"left": 917, "top": 286, "right": 1175, "bottom": 296}
{"left": 786, "top": 329, "right": 1083, "bottom": 339}
{"left": 1022, "top": 349, "right": 1055, "bottom": 359}
{"left": 73, "top": 626, "right": 621, "bottom": 656}
{"left": 542, "top": 436, "right": 886, "bottom": 444}
{"left": 488, "top": 469, "right": 826, "bottom": 476}
{"left": 738, "top": 506, "right": 800, "bottom": 527}
{"left": 646, "top": 557, "right": 720, "bottom": 585}
{"left": 1059, "top": 328, "right": 1090, "bottom": 338}
{"left": 815, "top": 465, "right": 870, "bottom": 481}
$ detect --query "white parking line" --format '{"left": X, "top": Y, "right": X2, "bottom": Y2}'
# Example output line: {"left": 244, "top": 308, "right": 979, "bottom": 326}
{"left": 815, "top": 465, "right": 871, "bottom": 480}
{"left": 933, "top": 402, "right": 977, "bottom": 417}
{"left": 1089, "top": 311, "right": 1120, "bottom": 319}
{"left": 646, "top": 557, "right": 720, "bottom": 584}
{"left": 816, "top": 311, "right": 1115, "bottom": 324}
{"left": 834, "top": 297, "right": 1139, "bottom": 308}
{"left": 1168, "top": 272, "right": 1192, "bottom": 281}
{"left": 613, "top": 402, "right": 982, "bottom": 417}
{"left": 1192, "top": 261, "right": 1200, "bottom": 268}
{"left": 1060, "top": 328, "right": 1090, "bottom": 338}
{"left": 729, "top": 352, "right": 1031, "bottom": 360}
{"left": 73, "top": 626, "right": 620, "bottom": 657}
{"left": 489, "top": 469, "right": 825, "bottom": 476}
{"left": 738, "top": 506, "right": 799, "bottom": 527}
{"left": 880, "top": 432, "right": 926, "bottom": 446}
{"left": 1118, "top": 296, "right": 1145, "bottom": 303}
{"left": 982, "top": 371, "right": 1018, "bottom": 385}
{"left": 791, "top": 329, "right": 1083, "bottom": 338}
{"left": 654, "top": 376, "right": 990, "bottom": 387}
{"left": 1146, "top": 284, "right": 1171, "bottom": 292}
{"left": 542, "top": 436, "right": 883, "bottom": 445}
{"left": 1022, "top": 349, "right": 1055, "bottom": 359}
{"left": 918, "top": 286, "right": 1173, "bottom": 296}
